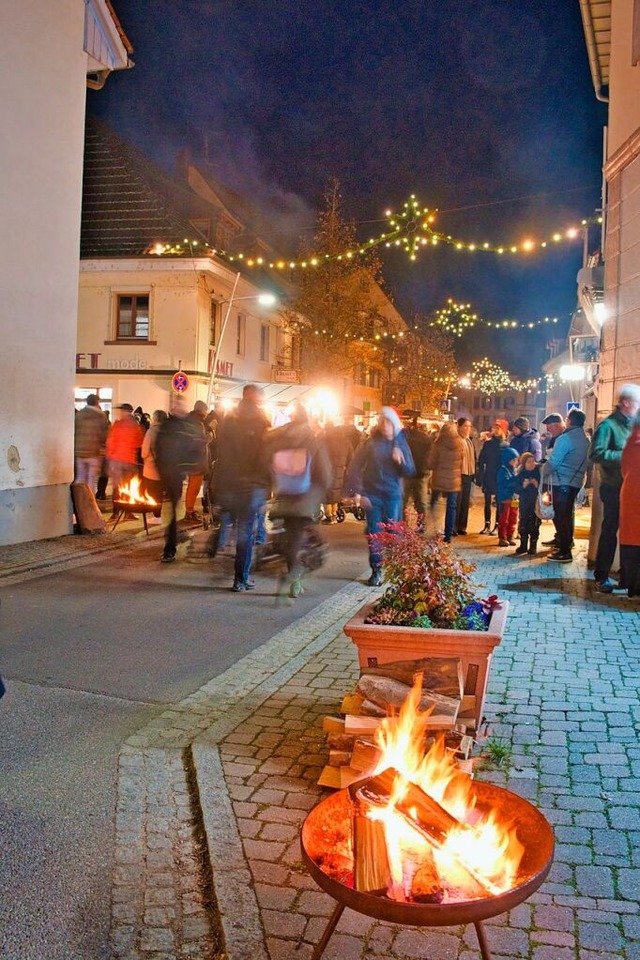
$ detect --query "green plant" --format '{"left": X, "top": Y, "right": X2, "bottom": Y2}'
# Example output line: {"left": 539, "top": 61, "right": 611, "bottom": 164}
{"left": 364, "top": 523, "right": 497, "bottom": 631}
{"left": 480, "top": 736, "right": 513, "bottom": 770}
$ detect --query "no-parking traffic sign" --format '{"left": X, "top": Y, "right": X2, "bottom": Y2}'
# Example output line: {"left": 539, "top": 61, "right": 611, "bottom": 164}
{"left": 171, "top": 371, "right": 189, "bottom": 394}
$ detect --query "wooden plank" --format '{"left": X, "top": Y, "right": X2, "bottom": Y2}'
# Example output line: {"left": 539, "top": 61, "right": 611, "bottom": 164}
{"left": 328, "top": 750, "right": 352, "bottom": 767}
{"left": 340, "top": 691, "right": 364, "bottom": 716}
{"left": 350, "top": 739, "right": 382, "bottom": 773}
{"left": 317, "top": 765, "right": 342, "bottom": 789}
{"left": 356, "top": 675, "right": 459, "bottom": 727}
{"left": 322, "top": 716, "right": 346, "bottom": 734}
{"left": 361, "top": 657, "right": 464, "bottom": 699}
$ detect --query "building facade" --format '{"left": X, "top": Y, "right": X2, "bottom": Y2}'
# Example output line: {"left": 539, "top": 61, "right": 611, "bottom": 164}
{"left": 0, "top": 1, "right": 131, "bottom": 546}
{"left": 580, "top": 0, "right": 640, "bottom": 414}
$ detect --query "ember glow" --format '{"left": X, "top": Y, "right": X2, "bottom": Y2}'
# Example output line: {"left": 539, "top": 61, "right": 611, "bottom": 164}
{"left": 116, "top": 477, "right": 157, "bottom": 506}
{"left": 369, "top": 675, "right": 524, "bottom": 900}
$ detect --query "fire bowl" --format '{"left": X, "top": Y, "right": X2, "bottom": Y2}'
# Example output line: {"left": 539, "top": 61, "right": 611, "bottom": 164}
{"left": 301, "top": 782, "right": 554, "bottom": 927}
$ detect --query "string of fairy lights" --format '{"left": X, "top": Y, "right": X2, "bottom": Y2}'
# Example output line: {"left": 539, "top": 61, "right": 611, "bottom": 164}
{"left": 146, "top": 195, "right": 593, "bottom": 392}
{"left": 429, "top": 299, "right": 567, "bottom": 337}
{"left": 148, "top": 194, "right": 601, "bottom": 269}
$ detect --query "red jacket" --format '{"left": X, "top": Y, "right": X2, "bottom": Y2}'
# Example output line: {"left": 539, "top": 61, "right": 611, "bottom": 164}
{"left": 106, "top": 417, "right": 144, "bottom": 466}
{"left": 620, "top": 426, "right": 640, "bottom": 546}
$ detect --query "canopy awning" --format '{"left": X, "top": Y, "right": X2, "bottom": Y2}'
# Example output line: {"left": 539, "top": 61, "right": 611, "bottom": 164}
{"left": 217, "top": 381, "right": 317, "bottom": 404}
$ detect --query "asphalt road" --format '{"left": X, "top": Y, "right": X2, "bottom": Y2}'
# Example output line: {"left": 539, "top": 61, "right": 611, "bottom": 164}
{"left": 0, "top": 518, "right": 369, "bottom": 960}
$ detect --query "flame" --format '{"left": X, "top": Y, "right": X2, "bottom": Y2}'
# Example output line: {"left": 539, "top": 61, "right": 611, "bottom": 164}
{"left": 370, "top": 674, "right": 524, "bottom": 899}
{"left": 116, "top": 476, "right": 157, "bottom": 506}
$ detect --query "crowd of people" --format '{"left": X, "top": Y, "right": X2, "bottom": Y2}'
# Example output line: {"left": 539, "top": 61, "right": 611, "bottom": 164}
{"left": 74, "top": 381, "right": 640, "bottom": 599}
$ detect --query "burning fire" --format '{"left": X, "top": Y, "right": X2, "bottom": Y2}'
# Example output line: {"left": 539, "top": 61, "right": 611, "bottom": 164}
{"left": 364, "top": 675, "right": 524, "bottom": 901}
{"left": 116, "top": 477, "right": 157, "bottom": 506}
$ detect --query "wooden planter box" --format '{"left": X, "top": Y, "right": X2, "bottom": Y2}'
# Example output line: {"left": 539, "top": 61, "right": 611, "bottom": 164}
{"left": 343, "top": 601, "right": 509, "bottom": 729}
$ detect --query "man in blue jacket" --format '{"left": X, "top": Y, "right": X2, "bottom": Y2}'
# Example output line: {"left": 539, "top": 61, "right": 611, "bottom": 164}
{"left": 544, "top": 408, "right": 590, "bottom": 563}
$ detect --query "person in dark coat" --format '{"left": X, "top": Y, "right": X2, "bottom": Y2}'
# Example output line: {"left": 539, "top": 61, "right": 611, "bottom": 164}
{"left": 266, "top": 404, "right": 332, "bottom": 600}
{"left": 514, "top": 452, "right": 541, "bottom": 555}
{"left": 212, "top": 385, "right": 270, "bottom": 591}
{"left": 346, "top": 407, "right": 415, "bottom": 586}
{"left": 321, "top": 422, "right": 353, "bottom": 523}
{"left": 510, "top": 416, "right": 542, "bottom": 461}
{"left": 476, "top": 422, "right": 508, "bottom": 534}
{"left": 403, "top": 417, "right": 433, "bottom": 532}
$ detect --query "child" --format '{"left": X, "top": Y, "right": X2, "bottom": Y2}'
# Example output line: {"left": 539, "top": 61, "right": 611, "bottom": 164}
{"left": 514, "top": 452, "right": 541, "bottom": 556}
{"left": 496, "top": 446, "right": 520, "bottom": 546}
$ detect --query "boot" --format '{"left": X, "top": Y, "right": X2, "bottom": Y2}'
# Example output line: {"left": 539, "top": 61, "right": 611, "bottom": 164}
{"left": 514, "top": 536, "right": 528, "bottom": 555}
{"left": 489, "top": 525, "right": 498, "bottom": 536}
{"left": 479, "top": 523, "right": 491, "bottom": 534}
{"left": 367, "top": 566, "right": 383, "bottom": 586}
{"left": 528, "top": 539, "right": 538, "bottom": 556}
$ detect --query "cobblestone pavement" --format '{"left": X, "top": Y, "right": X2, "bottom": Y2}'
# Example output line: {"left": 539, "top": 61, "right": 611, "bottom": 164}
{"left": 40, "top": 502, "right": 636, "bottom": 959}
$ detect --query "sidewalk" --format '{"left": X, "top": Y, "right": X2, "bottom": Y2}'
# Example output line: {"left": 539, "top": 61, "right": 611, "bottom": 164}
{"left": 106, "top": 502, "right": 640, "bottom": 960}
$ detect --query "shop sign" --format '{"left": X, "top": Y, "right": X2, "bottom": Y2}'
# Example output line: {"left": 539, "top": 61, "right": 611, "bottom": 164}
{"left": 273, "top": 368, "right": 300, "bottom": 384}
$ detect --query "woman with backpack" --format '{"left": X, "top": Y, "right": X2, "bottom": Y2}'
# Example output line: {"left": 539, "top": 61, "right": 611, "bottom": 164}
{"left": 265, "top": 404, "right": 332, "bottom": 601}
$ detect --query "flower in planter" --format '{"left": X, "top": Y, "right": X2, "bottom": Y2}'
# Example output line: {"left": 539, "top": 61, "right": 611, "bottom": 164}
{"left": 364, "top": 523, "right": 495, "bottom": 630}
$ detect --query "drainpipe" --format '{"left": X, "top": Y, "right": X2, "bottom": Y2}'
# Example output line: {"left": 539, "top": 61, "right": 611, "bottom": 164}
{"left": 579, "top": 0, "right": 609, "bottom": 102}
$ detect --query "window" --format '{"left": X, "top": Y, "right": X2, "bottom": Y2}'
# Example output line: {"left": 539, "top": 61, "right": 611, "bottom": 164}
{"left": 483, "top": 415, "right": 491, "bottom": 430}
{"left": 473, "top": 395, "right": 480, "bottom": 410}
{"left": 236, "top": 312, "right": 246, "bottom": 356}
{"left": 74, "top": 386, "right": 113, "bottom": 416}
{"left": 116, "top": 295, "right": 149, "bottom": 339}
{"left": 210, "top": 300, "right": 218, "bottom": 345}
{"left": 260, "top": 323, "right": 269, "bottom": 362}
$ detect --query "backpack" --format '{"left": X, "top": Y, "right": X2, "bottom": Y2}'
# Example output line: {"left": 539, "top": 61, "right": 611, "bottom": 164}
{"left": 155, "top": 417, "right": 207, "bottom": 477}
{"left": 272, "top": 447, "right": 312, "bottom": 496}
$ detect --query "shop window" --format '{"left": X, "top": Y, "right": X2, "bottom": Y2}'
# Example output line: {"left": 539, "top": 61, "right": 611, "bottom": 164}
{"left": 116, "top": 295, "right": 149, "bottom": 339}
{"left": 236, "top": 312, "right": 246, "bottom": 356}
{"left": 74, "top": 386, "right": 113, "bottom": 417}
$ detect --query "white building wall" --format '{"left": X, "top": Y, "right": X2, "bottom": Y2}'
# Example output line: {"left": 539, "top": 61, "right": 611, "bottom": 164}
{"left": 0, "top": 0, "right": 88, "bottom": 544}
{"left": 598, "top": 0, "right": 640, "bottom": 416}
{"left": 607, "top": 0, "right": 640, "bottom": 156}
{"left": 77, "top": 260, "right": 285, "bottom": 414}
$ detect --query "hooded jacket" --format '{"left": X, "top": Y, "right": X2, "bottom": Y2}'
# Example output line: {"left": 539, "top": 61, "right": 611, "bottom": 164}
{"left": 510, "top": 427, "right": 542, "bottom": 462}
{"left": 496, "top": 447, "right": 520, "bottom": 502}
{"left": 346, "top": 416, "right": 415, "bottom": 500}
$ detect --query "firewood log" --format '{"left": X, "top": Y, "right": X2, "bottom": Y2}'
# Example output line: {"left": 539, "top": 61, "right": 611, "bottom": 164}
{"left": 356, "top": 675, "right": 459, "bottom": 728}
{"left": 361, "top": 657, "right": 463, "bottom": 699}
{"left": 353, "top": 815, "right": 392, "bottom": 894}
{"left": 411, "top": 847, "right": 444, "bottom": 903}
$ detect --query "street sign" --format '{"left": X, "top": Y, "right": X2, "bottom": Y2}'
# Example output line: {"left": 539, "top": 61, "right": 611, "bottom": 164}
{"left": 171, "top": 370, "right": 189, "bottom": 394}
{"left": 566, "top": 401, "right": 581, "bottom": 412}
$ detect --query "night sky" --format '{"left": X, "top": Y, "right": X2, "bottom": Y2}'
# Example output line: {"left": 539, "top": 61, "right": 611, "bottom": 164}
{"left": 89, "top": 0, "right": 608, "bottom": 378}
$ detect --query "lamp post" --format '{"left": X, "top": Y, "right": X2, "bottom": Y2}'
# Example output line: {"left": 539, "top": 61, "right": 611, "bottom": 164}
{"left": 206, "top": 271, "right": 276, "bottom": 407}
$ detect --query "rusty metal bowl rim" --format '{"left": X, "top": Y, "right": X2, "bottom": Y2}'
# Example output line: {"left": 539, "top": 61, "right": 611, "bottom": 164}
{"left": 300, "top": 782, "right": 554, "bottom": 927}
{"left": 113, "top": 501, "right": 158, "bottom": 513}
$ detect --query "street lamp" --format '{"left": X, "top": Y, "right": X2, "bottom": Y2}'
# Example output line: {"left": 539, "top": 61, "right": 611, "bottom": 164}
{"left": 206, "top": 271, "right": 277, "bottom": 406}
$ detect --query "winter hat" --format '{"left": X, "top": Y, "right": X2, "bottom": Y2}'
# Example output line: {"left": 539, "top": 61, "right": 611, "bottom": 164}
{"left": 519, "top": 452, "right": 536, "bottom": 467}
{"left": 379, "top": 406, "right": 403, "bottom": 437}
{"left": 493, "top": 418, "right": 509, "bottom": 436}
{"left": 513, "top": 416, "right": 530, "bottom": 431}
{"left": 501, "top": 446, "right": 520, "bottom": 465}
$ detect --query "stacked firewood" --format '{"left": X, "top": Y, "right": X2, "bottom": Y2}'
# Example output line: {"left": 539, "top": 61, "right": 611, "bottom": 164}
{"left": 318, "top": 657, "right": 478, "bottom": 790}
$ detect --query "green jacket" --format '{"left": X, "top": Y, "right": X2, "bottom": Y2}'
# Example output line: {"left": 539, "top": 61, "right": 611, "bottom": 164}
{"left": 588, "top": 407, "right": 632, "bottom": 488}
